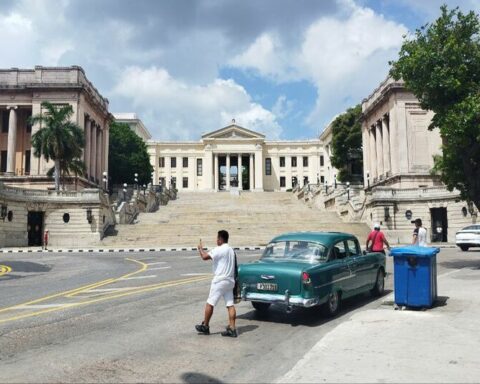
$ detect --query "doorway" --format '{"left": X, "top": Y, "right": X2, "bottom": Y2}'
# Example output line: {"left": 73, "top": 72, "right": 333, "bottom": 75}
{"left": 430, "top": 207, "right": 448, "bottom": 242}
{"left": 28, "top": 211, "right": 44, "bottom": 246}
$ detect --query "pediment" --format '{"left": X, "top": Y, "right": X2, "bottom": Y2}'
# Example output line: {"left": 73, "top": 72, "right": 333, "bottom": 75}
{"left": 202, "top": 124, "right": 265, "bottom": 140}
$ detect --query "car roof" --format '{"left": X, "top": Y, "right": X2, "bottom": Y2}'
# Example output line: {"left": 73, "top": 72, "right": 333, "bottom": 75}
{"left": 269, "top": 231, "right": 357, "bottom": 247}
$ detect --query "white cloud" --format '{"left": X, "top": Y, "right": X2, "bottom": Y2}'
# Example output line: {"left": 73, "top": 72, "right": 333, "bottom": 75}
{"left": 112, "top": 66, "right": 282, "bottom": 140}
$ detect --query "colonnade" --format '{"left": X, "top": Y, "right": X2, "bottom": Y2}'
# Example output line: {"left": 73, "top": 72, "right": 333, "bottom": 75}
{"left": 84, "top": 114, "right": 106, "bottom": 184}
{"left": 213, "top": 153, "right": 256, "bottom": 191}
{"left": 367, "top": 114, "right": 393, "bottom": 183}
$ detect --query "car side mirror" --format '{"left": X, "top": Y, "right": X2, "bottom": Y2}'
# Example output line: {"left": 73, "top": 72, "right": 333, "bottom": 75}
{"left": 362, "top": 250, "right": 367, "bottom": 256}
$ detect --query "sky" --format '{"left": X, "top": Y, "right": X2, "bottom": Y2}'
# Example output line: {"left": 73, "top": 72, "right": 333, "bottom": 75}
{"left": 0, "top": 0, "right": 479, "bottom": 141}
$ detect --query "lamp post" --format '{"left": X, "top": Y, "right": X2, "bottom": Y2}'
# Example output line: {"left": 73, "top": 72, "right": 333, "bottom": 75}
{"left": 123, "top": 183, "right": 127, "bottom": 202}
{"left": 334, "top": 174, "right": 337, "bottom": 189}
{"left": 142, "top": 184, "right": 146, "bottom": 196}
{"left": 366, "top": 170, "right": 370, "bottom": 189}
{"left": 134, "top": 173, "right": 139, "bottom": 193}
{"left": 346, "top": 181, "right": 350, "bottom": 200}
{"left": 324, "top": 180, "right": 328, "bottom": 194}
{"left": 317, "top": 173, "right": 320, "bottom": 186}
{"left": 102, "top": 171, "right": 108, "bottom": 192}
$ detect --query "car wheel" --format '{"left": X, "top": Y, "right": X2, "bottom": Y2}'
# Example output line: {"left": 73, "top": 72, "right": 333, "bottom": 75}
{"left": 371, "top": 269, "right": 385, "bottom": 297}
{"left": 460, "top": 245, "right": 469, "bottom": 252}
{"left": 322, "top": 291, "right": 340, "bottom": 317}
{"left": 252, "top": 301, "right": 271, "bottom": 312}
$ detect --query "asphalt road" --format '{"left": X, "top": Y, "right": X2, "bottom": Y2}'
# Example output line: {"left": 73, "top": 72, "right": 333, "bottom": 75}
{"left": 0, "top": 247, "right": 474, "bottom": 383}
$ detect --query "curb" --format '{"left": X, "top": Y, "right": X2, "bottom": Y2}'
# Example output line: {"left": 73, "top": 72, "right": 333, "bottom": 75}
{"left": 0, "top": 246, "right": 264, "bottom": 254}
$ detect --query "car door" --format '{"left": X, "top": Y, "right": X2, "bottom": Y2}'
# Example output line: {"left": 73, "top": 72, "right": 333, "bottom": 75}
{"left": 330, "top": 240, "right": 357, "bottom": 295}
{"left": 347, "top": 238, "right": 377, "bottom": 290}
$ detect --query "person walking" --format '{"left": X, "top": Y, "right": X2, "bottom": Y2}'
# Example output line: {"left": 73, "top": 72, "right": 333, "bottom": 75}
{"left": 412, "top": 218, "right": 428, "bottom": 247}
{"left": 366, "top": 223, "right": 390, "bottom": 254}
{"left": 195, "top": 230, "right": 237, "bottom": 338}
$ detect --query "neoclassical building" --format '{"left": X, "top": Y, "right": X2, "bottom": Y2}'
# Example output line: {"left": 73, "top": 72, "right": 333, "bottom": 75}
{"left": 113, "top": 112, "right": 152, "bottom": 142}
{"left": 148, "top": 121, "right": 329, "bottom": 192}
{"left": 361, "top": 77, "right": 476, "bottom": 243}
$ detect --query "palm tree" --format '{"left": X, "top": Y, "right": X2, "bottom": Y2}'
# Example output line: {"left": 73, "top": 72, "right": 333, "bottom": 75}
{"left": 29, "top": 102, "right": 85, "bottom": 191}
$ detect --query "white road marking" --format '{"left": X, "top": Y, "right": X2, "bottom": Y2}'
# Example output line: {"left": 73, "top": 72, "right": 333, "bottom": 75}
{"left": 13, "top": 303, "right": 76, "bottom": 309}
{"left": 146, "top": 261, "right": 167, "bottom": 266}
{"left": 181, "top": 273, "right": 211, "bottom": 276}
{"left": 148, "top": 266, "right": 172, "bottom": 271}
{"left": 182, "top": 256, "right": 199, "bottom": 259}
{"left": 120, "top": 275, "right": 157, "bottom": 280}
{"left": 86, "top": 288, "right": 141, "bottom": 292}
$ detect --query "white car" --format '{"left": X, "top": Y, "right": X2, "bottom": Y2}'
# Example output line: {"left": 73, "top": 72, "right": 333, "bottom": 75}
{"left": 456, "top": 225, "right": 480, "bottom": 251}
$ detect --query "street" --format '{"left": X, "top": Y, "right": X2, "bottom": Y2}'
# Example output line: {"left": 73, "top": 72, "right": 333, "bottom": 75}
{"left": 0, "top": 247, "right": 477, "bottom": 383}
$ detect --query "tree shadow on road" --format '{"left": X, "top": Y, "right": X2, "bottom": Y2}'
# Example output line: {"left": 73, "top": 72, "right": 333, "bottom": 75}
{"left": 181, "top": 372, "right": 224, "bottom": 384}
{"left": 439, "top": 259, "right": 480, "bottom": 270}
{"left": 238, "top": 290, "right": 392, "bottom": 328}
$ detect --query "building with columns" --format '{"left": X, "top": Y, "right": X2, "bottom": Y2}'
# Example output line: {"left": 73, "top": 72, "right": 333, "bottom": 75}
{"left": 113, "top": 113, "right": 152, "bottom": 142}
{"left": 0, "top": 66, "right": 111, "bottom": 189}
{"left": 148, "top": 121, "right": 328, "bottom": 192}
{"left": 361, "top": 77, "right": 476, "bottom": 243}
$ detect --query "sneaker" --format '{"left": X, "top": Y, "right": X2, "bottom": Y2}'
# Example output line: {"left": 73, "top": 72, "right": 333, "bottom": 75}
{"left": 221, "top": 326, "right": 238, "bottom": 338}
{"left": 195, "top": 322, "right": 210, "bottom": 335}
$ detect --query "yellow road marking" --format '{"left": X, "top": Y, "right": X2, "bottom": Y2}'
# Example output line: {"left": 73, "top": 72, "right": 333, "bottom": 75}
{"left": 0, "top": 275, "right": 210, "bottom": 324}
{"left": 0, "top": 265, "right": 12, "bottom": 277}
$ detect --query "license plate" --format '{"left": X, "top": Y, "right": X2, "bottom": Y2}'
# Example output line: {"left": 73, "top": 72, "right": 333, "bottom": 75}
{"left": 257, "top": 283, "right": 278, "bottom": 291}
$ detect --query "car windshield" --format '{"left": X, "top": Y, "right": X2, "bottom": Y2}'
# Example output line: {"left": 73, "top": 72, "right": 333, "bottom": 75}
{"left": 261, "top": 240, "right": 328, "bottom": 263}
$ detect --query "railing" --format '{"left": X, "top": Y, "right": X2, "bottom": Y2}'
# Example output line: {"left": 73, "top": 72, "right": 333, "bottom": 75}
{"left": 0, "top": 183, "right": 101, "bottom": 198}
{"left": 370, "top": 186, "right": 459, "bottom": 200}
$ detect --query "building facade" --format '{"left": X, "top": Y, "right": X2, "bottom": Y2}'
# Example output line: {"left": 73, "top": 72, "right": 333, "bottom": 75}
{"left": 113, "top": 113, "right": 152, "bottom": 142}
{"left": 148, "top": 121, "right": 328, "bottom": 192}
{"left": 361, "top": 77, "right": 477, "bottom": 243}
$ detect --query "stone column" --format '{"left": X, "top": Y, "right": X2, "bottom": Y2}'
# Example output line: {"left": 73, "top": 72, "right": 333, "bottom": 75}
{"left": 96, "top": 128, "right": 103, "bottom": 183}
{"left": 226, "top": 154, "right": 230, "bottom": 190}
{"left": 214, "top": 154, "right": 219, "bottom": 191}
{"left": 30, "top": 103, "right": 41, "bottom": 175}
{"left": 375, "top": 121, "right": 384, "bottom": 178}
{"left": 6, "top": 106, "right": 18, "bottom": 175}
{"left": 362, "top": 125, "right": 370, "bottom": 188}
{"left": 238, "top": 154, "right": 243, "bottom": 190}
{"left": 103, "top": 124, "right": 109, "bottom": 181}
{"left": 249, "top": 154, "right": 254, "bottom": 190}
{"left": 91, "top": 123, "right": 97, "bottom": 183}
{"left": 389, "top": 106, "right": 399, "bottom": 175}
{"left": 382, "top": 115, "right": 391, "bottom": 176}
{"left": 84, "top": 117, "right": 91, "bottom": 180}
{"left": 254, "top": 150, "right": 263, "bottom": 191}
{"left": 369, "top": 126, "right": 377, "bottom": 181}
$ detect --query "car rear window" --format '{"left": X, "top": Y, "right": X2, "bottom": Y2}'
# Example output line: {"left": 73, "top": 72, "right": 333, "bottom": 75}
{"left": 261, "top": 241, "right": 328, "bottom": 263}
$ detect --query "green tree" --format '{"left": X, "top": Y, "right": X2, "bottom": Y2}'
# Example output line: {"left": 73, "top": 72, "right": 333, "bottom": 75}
{"left": 29, "top": 102, "right": 85, "bottom": 191}
{"left": 390, "top": 5, "right": 480, "bottom": 210}
{"left": 330, "top": 104, "right": 363, "bottom": 182}
{"left": 109, "top": 122, "right": 153, "bottom": 187}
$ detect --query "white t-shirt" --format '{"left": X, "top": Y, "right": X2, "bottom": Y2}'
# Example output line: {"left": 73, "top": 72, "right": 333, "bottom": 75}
{"left": 414, "top": 227, "right": 428, "bottom": 247}
{"left": 208, "top": 243, "right": 235, "bottom": 283}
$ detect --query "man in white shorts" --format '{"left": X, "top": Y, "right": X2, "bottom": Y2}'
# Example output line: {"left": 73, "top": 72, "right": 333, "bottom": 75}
{"left": 196, "top": 230, "right": 237, "bottom": 337}
{"left": 412, "top": 218, "right": 428, "bottom": 247}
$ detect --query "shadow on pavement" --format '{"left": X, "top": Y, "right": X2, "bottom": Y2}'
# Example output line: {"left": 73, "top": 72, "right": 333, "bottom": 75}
{"left": 439, "top": 259, "right": 480, "bottom": 270}
{"left": 238, "top": 290, "right": 392, "bottom": 327}
{"left": 0, "top": 261, "right": 52, "bottom": 273}
{"left": 181, "top": 372, "right": 224, "bottom": 384}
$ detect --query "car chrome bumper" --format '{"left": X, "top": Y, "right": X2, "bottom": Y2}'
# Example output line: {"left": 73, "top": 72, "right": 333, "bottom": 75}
{"left": 241, "top": 289, "right": 319, "bottom": 308}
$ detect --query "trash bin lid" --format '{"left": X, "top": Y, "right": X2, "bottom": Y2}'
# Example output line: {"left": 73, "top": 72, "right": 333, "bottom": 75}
{"left": 389, "top": 246, "right": 440, "bottom": 257}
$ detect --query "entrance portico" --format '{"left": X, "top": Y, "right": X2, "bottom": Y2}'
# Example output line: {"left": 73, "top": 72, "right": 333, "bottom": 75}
{"left": 214, "top": 153, "right": 254, "bottom": 191}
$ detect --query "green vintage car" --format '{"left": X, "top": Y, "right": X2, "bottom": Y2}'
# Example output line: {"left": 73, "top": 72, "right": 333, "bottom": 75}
{"left": 238, "top": 232, "right": 386, "bottom": 316}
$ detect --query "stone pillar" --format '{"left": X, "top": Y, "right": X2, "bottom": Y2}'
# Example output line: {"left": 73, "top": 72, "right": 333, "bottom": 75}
{"left": 389, "top": 106, "right": 399, "bottom": 175}
{"left": 214, "top": 154, "right": 219, "bottom": 191}
{"left": 254, "top": 150, "right": 263, "bottom": 191}
{"left": 362, "top": 125, "right": 369, "bottom": 188}
{"left": 96, "top": 128, "right": 103, "bottom": 183}
{"left": 6, "top": 106, "right": 18, "bottom": 175}
{"left": 249, "top": 154, "right": 254, "bottom": 190}
{"left": 238, "top": 154, "right": 243, "bottom": 190}
{"left": 84, "top": 117, "right": 91, "bottom": 180}
{"left": 226, "top": 154, "right": 230, "bottom": 190}
{"left": 30, "top": 103, "right": 41, "bottom": 175}
{"left": 204, "top": 151, "right": 213, "bottom": 190}
{"left": 103, "top": 125, "right": 109, "bottom": 181}
{"left": 369, "top": 126, "right": 377, "bottom": 181}
{"left": 91, "top": 123, "right": 97, "bottom": 183}
{"left": 382, "top": 115, "right": 391, "bottom": 176}
{"left": 375, "top": 121, "right": 384, "bottom": 178}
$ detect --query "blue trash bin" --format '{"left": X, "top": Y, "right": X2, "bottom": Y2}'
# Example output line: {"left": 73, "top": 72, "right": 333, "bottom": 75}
{"left": 389, "top": 246, "right": 440, "bottom": 308}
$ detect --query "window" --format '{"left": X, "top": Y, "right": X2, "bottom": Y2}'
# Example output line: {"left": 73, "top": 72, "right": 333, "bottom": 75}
{"left": 291, "top": 156, "right": 297, "bottom": 167}
{"left": 261, "top": 241, "right": 328, "bottom": 262}
{"left": 196, "top": 158, "right": 203, "bottom": 176}
{"left": 303, "top": 176, "right": 308, "bottom": 186}
{"left": 182, "top": 177, "right": 188, "bottom": 189}
{"left": 0, "top": 151, "right": 7, "bottom": 173}
{"left": 292, "top": 176, "right": 298, "bottom": 188}
{"left": 332, "top": 241, "right": 347, "bottom": 260}
{"left": 171, "top": 177, "right": 176, "bottom": 188}
{"left": 280, "top": 156, "right": 285, "bottom": 167}
{"left": 280, "top": 176, "right": 286, "bottom": 188}
{"left": 320, "top": 155, "right": 324, "bottom": 166}
{"left": 265, "top": 158, "right": 272, "bottom": 175}
{"left": 171, "top": 157, "right": 176, "bottom": 168}
{"left": 159, "top": 157, "right": 165, "bottom": 168}
{"left": 320, "top": 176, "right": 325, "bottom": 184}
{"left": 1, "top": 111, "right": 9, "bottom": 133}
{"left": 303, "top": 156, "right": 308, "bottom": 167}
{"left": 25, "top": 150, "right": 31, "bottom": 175}
{"left": 183, "top": 157, "right": 188, "bottom": 168}
{"left": 159, "top": 177, "right": 165, "bottom": 186}
{"left": 347, "top": 239, "right": 360, "bottom": 256}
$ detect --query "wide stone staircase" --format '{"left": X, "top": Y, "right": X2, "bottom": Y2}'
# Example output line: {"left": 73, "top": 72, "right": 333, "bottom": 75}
{"left": 102, "top": 192, "right": 370, "bottom": 248}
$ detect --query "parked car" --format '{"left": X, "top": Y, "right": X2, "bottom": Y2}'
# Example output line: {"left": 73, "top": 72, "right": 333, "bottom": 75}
{"left": 455, "top": 225, "right": 480, "bottom": 251}
{"left": 238, "top": 232, "right": 386, "bottom": 316}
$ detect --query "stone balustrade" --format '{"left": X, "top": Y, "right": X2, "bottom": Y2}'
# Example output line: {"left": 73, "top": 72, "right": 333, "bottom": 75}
{"left": 370, "top": 186, "right": 460, "bottom": 201}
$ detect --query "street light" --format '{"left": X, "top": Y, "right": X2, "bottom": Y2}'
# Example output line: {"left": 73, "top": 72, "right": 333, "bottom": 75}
{"left": 102, "top": 171, "right": 108, "bottom": 192}
{"left": 366, "top": 170, "right": 370, "bottom": 189}
{"left": 123, "top": 182, "right": 127, "bottom": 202}
{"left": 324, "top": 180, "right": 328, "bottom": 194}
{"left": 346, "top": 181, "right": 350, "bottom": 200}
{"left": 142, "top": 184, "right": 146, "bottom": 196}
{"left": 334, "top": 174, "right": 337, "bottom": 189}
{"left": 134, "top": 173, "right": 139, "bottom": 192}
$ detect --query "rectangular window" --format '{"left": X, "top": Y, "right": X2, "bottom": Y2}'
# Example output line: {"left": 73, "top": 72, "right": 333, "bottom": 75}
{"left": 280, "top": 176, "right": 286, "bottom": 188}
{"left": 183, "top": 157, "right": 188, "bottom": 168}
{"left": 280, "top": 156, "right": 285, "bottom": 167}
{"left": 1, "top": 111, "right": 9, "bottom": 133}
{"left": 320, "top": 176, "right": 325, "bottom": 183}
{"left": 159, "top": 157, "right": 165, "bottom": 168}
{"left": 196, "top": 158, "right": 203, "bottom": 176}
{"left": 347, "top": 239, "right": 360, "bottom": 256}
{"left": 159, "top": 177, "right": 166, "bottom": 186}
{"left": 171, "top": 177, "right": 176, "bottom": 188}
{"left": 25, "top": 150, "right": 31, "bottom": 175}
{"left": 182, "top": 177, "right": 188, "bottom": 189}
{"left": 320, "top": 155, "right": 324, "bottom": 166}
{"left": 265, "top": 158, "right": 272, "bottom": 175}
{"left": 171, "top": 157, "right": 176, "bottom": 168}
{"left": 0, "top": 151, "right": 7, "bottom": 173}
{"left": 303, "top": 156, "right": 308, "bottom": 167}
{"left": 303, "top": 176, "right": 309, "bottom": 186}
{"left": 291, "top": 156, "right": 297, "bottom": 167}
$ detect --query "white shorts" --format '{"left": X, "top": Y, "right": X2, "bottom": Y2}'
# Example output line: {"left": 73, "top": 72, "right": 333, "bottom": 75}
{"left": 207, "top": 279, "right": 235, "bottom": 307}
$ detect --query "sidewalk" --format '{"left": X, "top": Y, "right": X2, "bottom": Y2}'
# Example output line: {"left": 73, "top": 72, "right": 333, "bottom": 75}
{"left": 280, "top": 267, "right": 480, "bottom": 383}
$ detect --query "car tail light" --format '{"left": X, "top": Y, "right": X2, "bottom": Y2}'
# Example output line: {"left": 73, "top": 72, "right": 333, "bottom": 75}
{"left": 302, "top": 272, "right": 311, "bottom": 284}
